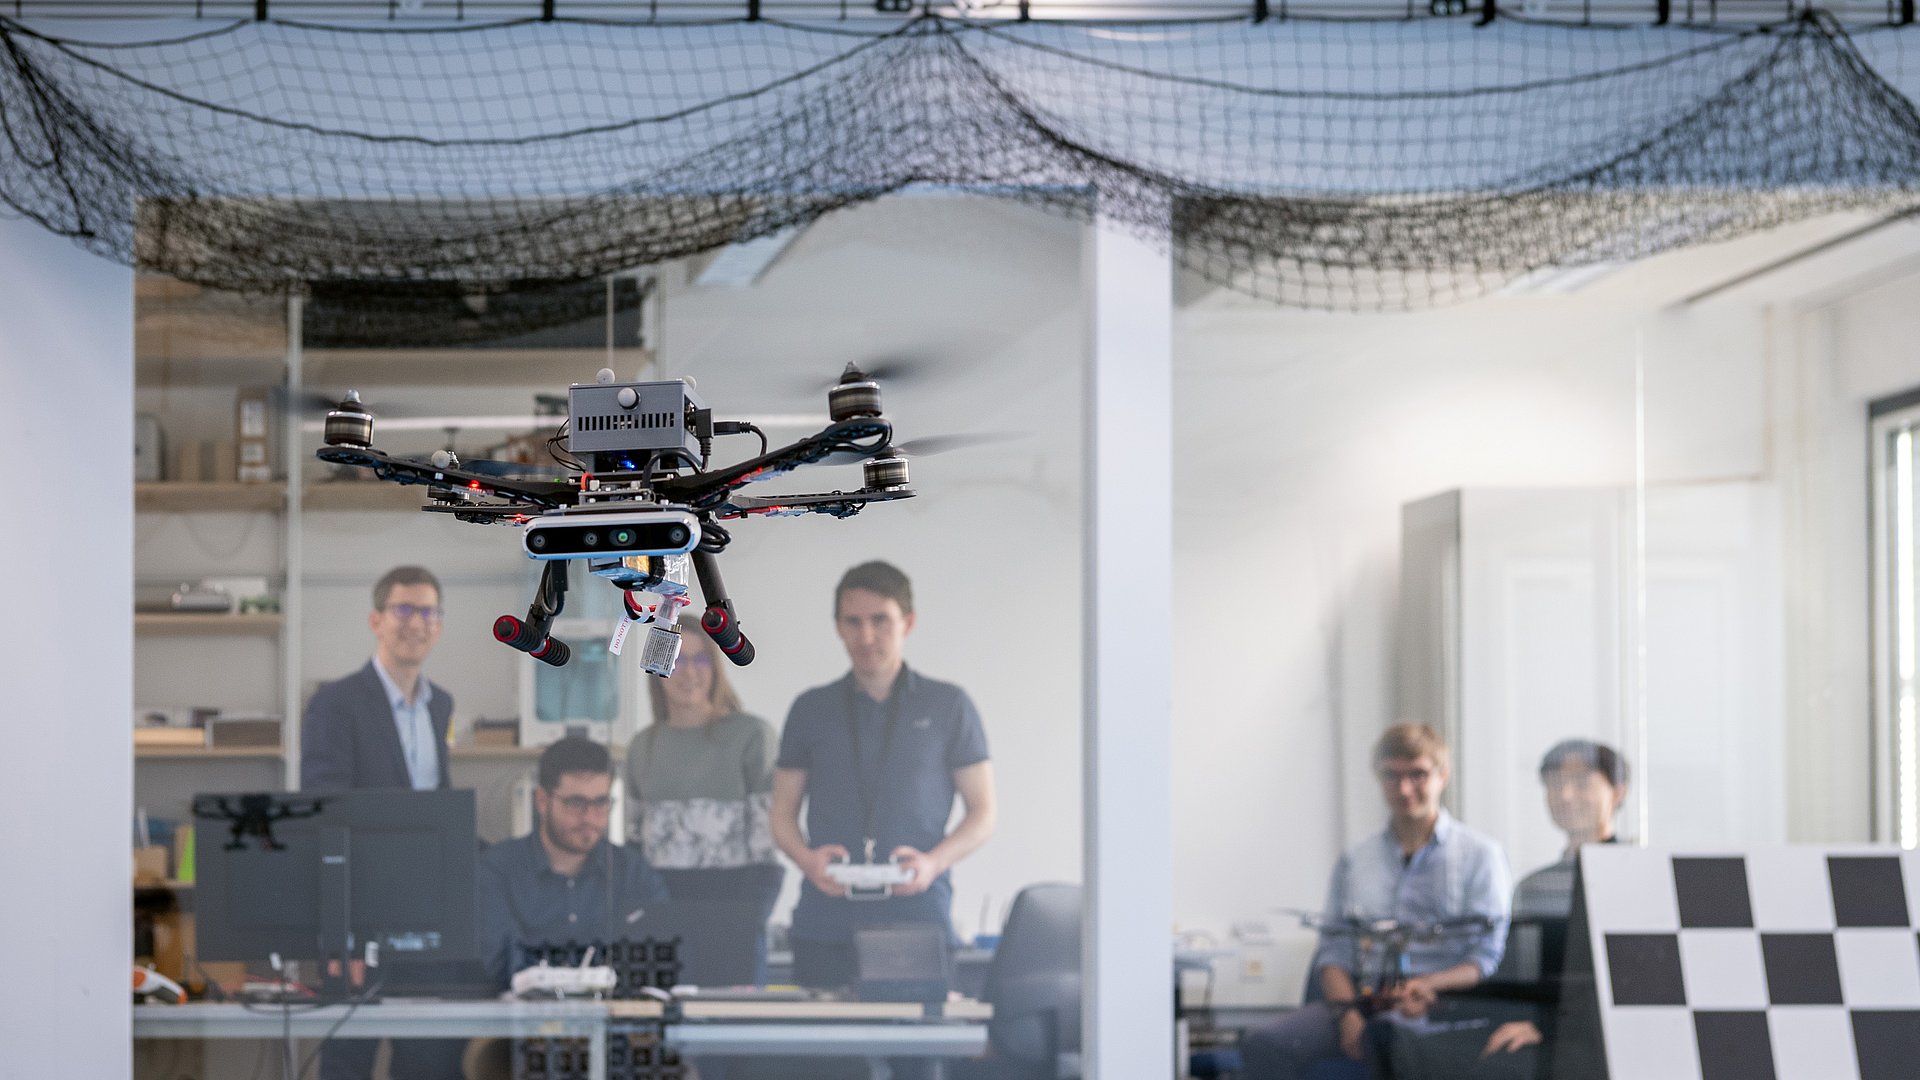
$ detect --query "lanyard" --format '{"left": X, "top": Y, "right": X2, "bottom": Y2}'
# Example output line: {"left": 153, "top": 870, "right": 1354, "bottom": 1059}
{"left": 843, "top": 674, "right": 904, "bottom": 865}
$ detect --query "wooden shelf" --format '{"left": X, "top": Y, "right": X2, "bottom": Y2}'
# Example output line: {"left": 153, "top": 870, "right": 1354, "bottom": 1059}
{"left": 301, "top": 482, "right": 436, "bottom": 513}
{"left": 450, "top": 745, "right": 543, "bottom": 760}
{"left": 135, "top": 745, "right": 283, "bottom": 760}
{"left": 136, "top": 482, "right": 286, "bottom": 514}
{"left": 135, "top": 613, "right": 284, "bottom": 636}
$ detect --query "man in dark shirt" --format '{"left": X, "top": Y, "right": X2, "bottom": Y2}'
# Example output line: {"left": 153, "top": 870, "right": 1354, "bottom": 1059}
{"left": 770, "top": 560, "right": 996, "bottom": 991}
{"left": 477, "top": 737, "right": 671, "bottom": 989}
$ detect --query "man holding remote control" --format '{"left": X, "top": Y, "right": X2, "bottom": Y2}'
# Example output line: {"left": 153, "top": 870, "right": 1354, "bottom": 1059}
{"left": 771, "top": 560, "right": 998, "bottom": 991}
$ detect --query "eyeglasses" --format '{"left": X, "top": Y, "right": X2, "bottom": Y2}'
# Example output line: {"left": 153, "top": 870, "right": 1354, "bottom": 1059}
{"left": 1377, "top": 767, "right": 1435, "bottom": 787}
{"left": 382, "top": 603, "right": 444, "bottom": 624}
{"left": 554, "top": 795, "right": 612, "bottom": 815}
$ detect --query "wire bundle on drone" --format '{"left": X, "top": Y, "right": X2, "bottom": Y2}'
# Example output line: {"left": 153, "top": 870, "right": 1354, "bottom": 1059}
{"left": 7, "top": 12, "right": 1920, "bottom": 308}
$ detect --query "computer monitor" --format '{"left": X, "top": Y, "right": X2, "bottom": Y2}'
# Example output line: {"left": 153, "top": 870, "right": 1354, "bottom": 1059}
{"left": 194, "top": 789, "right": 477, "bottom": 978}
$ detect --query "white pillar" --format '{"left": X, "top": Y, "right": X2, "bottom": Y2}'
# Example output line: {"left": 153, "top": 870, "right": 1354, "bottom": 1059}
{"left": 1083, "top": 208, "right": 1174, "bottom": 1078}
{"left": 0, "top": 219, "right": 134, "bottom": 1079}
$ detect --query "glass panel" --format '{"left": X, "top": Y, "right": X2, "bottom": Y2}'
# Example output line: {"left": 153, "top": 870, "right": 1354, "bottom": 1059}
{"left": 1171, "top": 276, "right": 1638, "bottom": 1061}
{"left": 135, "top": 194, "right": 1086, "bottom": 1080}
{"left": 1878, "top": 410, "right": 1920, "bottom": 848}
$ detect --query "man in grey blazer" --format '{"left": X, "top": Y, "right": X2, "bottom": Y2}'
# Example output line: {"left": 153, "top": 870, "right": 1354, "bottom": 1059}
{"left": 302, "top": 565, "right": 453, "bottom": 793}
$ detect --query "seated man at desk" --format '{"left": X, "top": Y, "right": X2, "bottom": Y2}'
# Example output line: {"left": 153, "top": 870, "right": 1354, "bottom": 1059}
{"left": 1239, "top": 723, "right": 1510, "bottom": 1080}
{"left": 1387, "top": 739, "right": 1629, "bottom": 1080}
{"left": 477, "top": 737, "right": 671, "bottom": 988}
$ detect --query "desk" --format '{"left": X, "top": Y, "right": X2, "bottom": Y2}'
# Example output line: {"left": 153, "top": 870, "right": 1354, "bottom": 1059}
{"left": 133, "top": 1000, "right": 611, "bottom": 1080}
{"left": 613, "top": 998, "right": 990, "bottom": 1056}
{"left": 134, "top": 997, "right": 991, "bottom": 1080}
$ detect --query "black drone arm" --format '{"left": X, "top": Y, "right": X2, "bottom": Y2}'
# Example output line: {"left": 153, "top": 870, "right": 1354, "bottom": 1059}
{"left": 711, "top": 489, "right": 913, "bottom": 520}
{"left": 691, "top": 550, "right": 754, "bottom": 666}
{"left": 317, "top": 444, "right": 577, "bottom": 511}
{"left": 654, "top": 418, "right": 891, "bottom": 510}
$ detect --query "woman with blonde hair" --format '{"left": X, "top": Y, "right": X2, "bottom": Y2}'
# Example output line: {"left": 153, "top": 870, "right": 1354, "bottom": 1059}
{"left": 626, "top": 618, "right": 783, "bottom": 972}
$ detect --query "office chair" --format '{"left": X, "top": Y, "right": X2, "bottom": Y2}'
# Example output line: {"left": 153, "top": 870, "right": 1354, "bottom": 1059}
{"left": 969, "top": 883, "right": 1083, "bottom": 1080}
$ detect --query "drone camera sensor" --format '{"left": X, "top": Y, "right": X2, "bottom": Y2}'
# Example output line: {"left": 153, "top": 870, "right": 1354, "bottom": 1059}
{"left": 522, "top": 510, "right": 700, "bottom": 561}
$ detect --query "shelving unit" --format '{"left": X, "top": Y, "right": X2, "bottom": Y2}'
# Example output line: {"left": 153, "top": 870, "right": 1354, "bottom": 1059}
{"left": 135, "top": 746, "right": 285, "bottom": 760}
{"left": 133, "top": 273, "right": 650, "bottom": 830}
{"left": 134, "top": 613, "right": 285, "bottom": 636}
{"left": 135, "top": 482, "right": 287, "bottom": 513}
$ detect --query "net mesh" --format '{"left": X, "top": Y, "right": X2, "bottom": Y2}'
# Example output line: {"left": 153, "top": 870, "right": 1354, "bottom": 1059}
{"left": 6, "top": 11, "right": 1920, "bottom": 308}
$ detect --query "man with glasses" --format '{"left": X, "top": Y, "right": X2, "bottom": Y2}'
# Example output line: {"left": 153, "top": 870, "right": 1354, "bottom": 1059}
{"left": 1238, "top": 723, "right": 1510, "bottom": 1080}
{"left": 476, "top": 737, "right": 671, "bottom": 988}
{"left": 302, "top": 565, "right": 453, "bottom": 792}
{"left": 302, "top": 566, "right": 463, "bottom": 1080}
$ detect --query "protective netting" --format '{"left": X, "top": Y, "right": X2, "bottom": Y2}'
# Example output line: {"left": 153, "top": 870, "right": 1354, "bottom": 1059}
{"left": 7, "top": 11, "right": 1920, "bottom": 308}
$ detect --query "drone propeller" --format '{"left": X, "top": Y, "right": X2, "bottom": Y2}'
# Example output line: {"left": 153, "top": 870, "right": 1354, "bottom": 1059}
{"left": 818, "top": 432, "right": 1015, "bottom": 466}
{"left": 282, "top": 388, "right": 441, "bottom": 420}
{"left": 793, "top": 358, "right": 941, "bottom": 397}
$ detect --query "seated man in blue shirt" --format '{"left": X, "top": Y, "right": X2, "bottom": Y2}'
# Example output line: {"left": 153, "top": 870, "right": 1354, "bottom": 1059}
{"left": 770, "top": 560, "right": 997, "bottom": 990}
{"left": 1387, "top": 739, "right": 1630, "bottom": 1080}
{"left": 477, "top": 737, "right": 671, "bottom": 989}
{"left": 1240, "top": 723, "right": 1510, "bottom": 1080}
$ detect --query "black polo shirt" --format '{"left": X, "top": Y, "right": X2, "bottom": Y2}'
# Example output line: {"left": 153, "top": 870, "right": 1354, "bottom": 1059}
{"left": 776, "top": 665, "right": 989, "bottom": 944}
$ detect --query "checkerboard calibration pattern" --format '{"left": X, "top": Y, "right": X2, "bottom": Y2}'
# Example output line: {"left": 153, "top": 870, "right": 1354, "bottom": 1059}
{"left": 1581, "top": 847, "right": 1920, "bottom": 1080}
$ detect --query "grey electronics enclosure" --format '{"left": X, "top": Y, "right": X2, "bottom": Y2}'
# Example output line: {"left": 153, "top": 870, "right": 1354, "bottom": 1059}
{"left": 567, "top": 379, "right": 704, "bottom": 460}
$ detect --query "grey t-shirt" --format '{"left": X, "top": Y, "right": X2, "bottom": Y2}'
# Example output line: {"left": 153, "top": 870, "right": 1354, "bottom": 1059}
{"left": 625, "top": 711, "right": 777, "bottom": 870}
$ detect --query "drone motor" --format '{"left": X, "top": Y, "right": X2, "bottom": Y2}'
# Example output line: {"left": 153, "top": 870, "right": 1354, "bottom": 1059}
{"left": 863, "top": 450, "right": 910, "bottom": 490}
{"left": 323, "top": 390, "right": 375, "bottom": 449}
{"left": 828, "top": 365, "right": 883, "bottom": 422}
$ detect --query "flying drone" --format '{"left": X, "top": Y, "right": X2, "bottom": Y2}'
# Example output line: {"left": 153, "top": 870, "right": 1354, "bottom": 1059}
{"left": 315, "top": 364, "right": 927, "bottom": 678}
{"left": 1280, "top": 908, "right": 1499, "bottom": 1013}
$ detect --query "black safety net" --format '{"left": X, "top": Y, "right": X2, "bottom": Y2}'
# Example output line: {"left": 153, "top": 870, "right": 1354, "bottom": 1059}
{"left": 6, "top": 10, "right": 1920, "bottom": 309}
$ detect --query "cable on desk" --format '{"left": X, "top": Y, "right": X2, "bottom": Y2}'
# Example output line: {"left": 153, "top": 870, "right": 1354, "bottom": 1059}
{"left": 296, "top": 974, "right": 387, "bottom": 1080}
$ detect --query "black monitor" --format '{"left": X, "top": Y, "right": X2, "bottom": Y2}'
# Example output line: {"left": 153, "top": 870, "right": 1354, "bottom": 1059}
{"left": 193, "top": 789, "right": 477, "bottom": 982}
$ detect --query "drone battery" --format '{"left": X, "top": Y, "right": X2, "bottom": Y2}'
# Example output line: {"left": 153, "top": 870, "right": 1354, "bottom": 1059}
{"left": 587, "top": 553, "right": 691, "bottom": 596}
{"left": 637, "top": 625, "right": 683, "bottom": 679}
{"left": 566, "top": 379, "right": 705, "bottom": 461}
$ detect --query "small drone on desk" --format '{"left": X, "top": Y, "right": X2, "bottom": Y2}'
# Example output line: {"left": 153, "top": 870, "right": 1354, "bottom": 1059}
{"left": 315, "top": 363, "right": 955, "bottom": 678}
{"left": 193, "top": 793, "right": 331, "bottom": 851}
{"left": 1281, "top": 908, "right": 1499, "bottom": 1016}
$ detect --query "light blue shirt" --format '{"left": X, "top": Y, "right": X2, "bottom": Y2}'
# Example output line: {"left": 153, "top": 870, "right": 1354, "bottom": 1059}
{"left": 1313, "top": 808, "right": 1510, "bottom": 981}
{"left": 371, "top": 655, "right": 438, "bottom": 791}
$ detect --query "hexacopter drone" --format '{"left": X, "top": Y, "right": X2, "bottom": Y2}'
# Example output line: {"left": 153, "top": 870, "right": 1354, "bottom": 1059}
{"left": 315, "top": 364, "right": 922, "bottom": 678}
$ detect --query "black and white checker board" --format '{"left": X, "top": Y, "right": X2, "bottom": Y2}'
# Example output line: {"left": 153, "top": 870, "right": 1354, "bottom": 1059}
{"left": 1575, "top": 846, "right": 1920, "bottom": 1080}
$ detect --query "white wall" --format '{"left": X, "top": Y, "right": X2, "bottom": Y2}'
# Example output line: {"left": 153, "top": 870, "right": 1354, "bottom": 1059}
{"left": 0, "top": 218, "right": 134, "bottom": 1074}
{"left": 1167, "top": 251, "right": 1911, "bottom": 1001}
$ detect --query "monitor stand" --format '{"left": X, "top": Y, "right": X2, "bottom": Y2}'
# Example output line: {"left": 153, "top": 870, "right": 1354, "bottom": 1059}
{"left": 316, "top": 826, "right": 382, "bottom": 1004}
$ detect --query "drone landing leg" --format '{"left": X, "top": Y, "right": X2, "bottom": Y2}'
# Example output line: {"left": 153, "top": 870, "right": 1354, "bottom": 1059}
{"left": 494, "top": 560, "right": 572, "bottom": 667}
{"left": 692, "top": 550, "right": 754, "bottom": 666}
